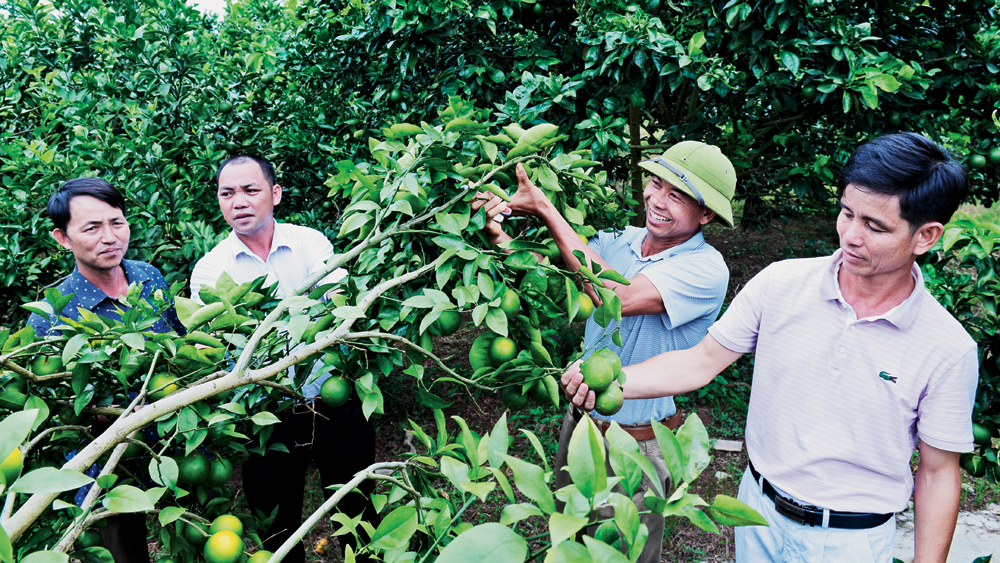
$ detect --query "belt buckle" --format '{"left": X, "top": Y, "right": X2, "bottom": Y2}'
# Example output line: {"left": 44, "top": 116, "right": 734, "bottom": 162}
{"left": 773, "top": 495, "right": 815, "bottom": 527}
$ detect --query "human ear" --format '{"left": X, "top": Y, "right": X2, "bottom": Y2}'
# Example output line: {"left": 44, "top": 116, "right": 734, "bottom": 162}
{"left": 272, "top": 184, "right": 282, "bottom": 206}
{"left": 51, "top": 229, "right": 72, "bottom": 250}
{"left": 699, "top": 208, "right": 717, "bottom": 226}
{"left": 912, "top": 222, "right": 943, "bottom": 256}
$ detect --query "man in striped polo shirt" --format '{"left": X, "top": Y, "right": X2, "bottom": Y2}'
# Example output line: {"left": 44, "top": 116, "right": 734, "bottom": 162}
{"left": 474, "top": 141, "right": 736, "bottom": 562}
{"left": 563, "top": 132, "right": 977, "bottom": 562}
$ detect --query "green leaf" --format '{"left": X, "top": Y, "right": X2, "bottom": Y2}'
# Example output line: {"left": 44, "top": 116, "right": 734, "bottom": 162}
{"left": 870, "top": 74, "right": 901, "bottom": 92}
{"left": 705, "top": 494, "right": 768, "bottom": 526}
{"left": 779, "top": 51, "right": 800, "bottom": 75}
{"left": 250, "top": 412, "right": 281, "bottom": 426}
{"left": 72, "top": 547, "right": 114, "bottom": 563}
{"left": 597, "top": 270, "right": 629, "bottom": 285}
{"left": 387, "top": 123, "right": 424, "bottom": 137}
{"left": 566, "top": 417, "right": 606, "bottom": 498}
{"left": 62, "top": 334, "right": 89, "bottom": 365}
{"left": 501, "top": 455, "right": 556, "bottom": 514}
{"left": 434, "top": 523, "right": 527, "bottom": 563}
{"left": 440, "top": 456, "right": 472, "bottom": 492}
{"left": 0, "top": 516, "right": 12, "bottom": 563}
{"left": 444, "top": 118, "right": 487, "bottom": 133}
{"left": 582, "top": 536, "right": 630, "bottom": 563}
{"left": 487, "top": 413, "right": 509, "bottom": 468}
{"left": 676, "top": 503, "right": 719, "bottom": 534}
{"left": 499, "top": 503, "right": 542, "bottom": 526}
{"left": 21, "top": 552, "right": 69, "bottom": 563}
{"left": 546, "top": 541, "right": 592, "bottom": 563}
{"left": 0, "top": 410, "right": 39, "bottom": 464}
{"left": 548, "top": 512, "right": 589, "bottom": 548}
{"left": 10, "top": 468, "right": 93, "bottom": 494}
{"left": 516, "top": 123, "right": 559, "bottom": 149}
{"left": 121, "top": 333, "right": 145, "bottom": 351}
{"left": 606, "top": 424, "right": 662, "bottom": 497}
{"left": 652, "top": 420, "right": 686, "bottom": 487}
{"left": 102, "top": 485, "right": 155, "bottom": 513}
{"left": 485, "top": 308, "right": 508, "bottom": 337}
{"left": 369, "top": 505, "right": 417, "bottom": 551}
{"left": 149, "top": 456, "right": 178, "bottom": 488}
{"left": 688, "top": 31, "right": 707, "bottom": 56}
{"left": 158, "top": 506, "right": 186, "bottom": 526}
{"left": 674, "top": 414, "right": 711, "bottom": 482}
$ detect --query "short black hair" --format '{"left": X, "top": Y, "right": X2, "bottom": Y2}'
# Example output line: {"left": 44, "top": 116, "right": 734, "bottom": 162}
{"left": 48, "top": 177, "right": 127, "bottom": 232}
{"left": 837, "top": 132, "right": 967, "bottom": 229}
{"left": 215, "top": 154, "right": 276, "bottom": 187}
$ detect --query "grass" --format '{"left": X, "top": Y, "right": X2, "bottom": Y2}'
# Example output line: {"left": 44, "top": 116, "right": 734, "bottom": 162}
{"left": 960, "top": 200, "right": 1000, "bottom": 224}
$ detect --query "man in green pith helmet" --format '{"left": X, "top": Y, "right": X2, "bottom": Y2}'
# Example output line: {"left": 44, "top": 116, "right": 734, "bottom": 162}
{"left": 474, "top": 141, "right": 736, "bottom": 562}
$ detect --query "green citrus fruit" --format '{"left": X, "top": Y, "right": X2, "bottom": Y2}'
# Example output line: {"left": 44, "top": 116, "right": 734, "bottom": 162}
{"left": 594, "top": 521, "right": 621, "bottom": 545}
{"left": 965, "top": 21, "right": 981, "bottom": 35}
{"left": 581, "top": 356, "right": 614, "bottom": 393}
{"left": 320, "top": 376, "right": 351, "bottom": 407}
{"left": 59, "top": 405, "right": 91, "bottom": 426}
{"left": 969, "top": 154, "right": 987, "bottom": 169}
{"left": 76, "top": 529, "right": 103, "bottom": 548}
{"left": 248, "top": 551, "right": 273, "bottom": 563}
{"left": 122, "top": 431, "right": 147, "bottom": 459}
{"left": 593, "top": 348, "right": 622, "bottom": 375}
{"left": 973, "top": 423, "right": 992, "bottom": 447}
{"left": 30, "top": 355, "right": 63, "bottom": 376}
{"left": 148, "top": 373, "right": 179, "bottom": 401}
{"left": 988, "top": 147, "right": 1000, "bottom": 165}
{"left": 801, "top": 85, "right": 818, "bottom": 101}
{"left": 210, "top": 514, "right": 243, "bottom": 538}
{"left": 388, "top": 88, "right": 403, "bottom": 103}
{"left": 208, "top": 457, "right": 234, "bottom": 487}
{"left": 501, "top": 386, "right": 530, "bottom": 410}
{"left": 218, "top": 101, "right": 233, "bottom": 114}
{"left": 528, "top": 380, "right": 549, "bottom": 404}
{"left": 573, "top": 294, "right": 594, "bottom": 323}
{"left": 594, "top": 384, "right": 624, "bottom": 416}
{"left": 887, "top": 111, "right": 901, "bottom": 127}
{"left": 204, "top": 530, "right": 244, "bottom": 563}
{"left": 434, "top": 311, "right": 462, "bottom": 336}
{"left": 184, "top": 521, "right": 210, "bottom": 546}
{"left": 489, "top": 337, "right": 518, "bottom": 365}
{"left": 826, "top": 204, "right": 841, "bottom": 219}
{"left": 0, "top": 448, "right": 23, "bottom": 486}
{"left": 3, "top": 376, "right": 27, "bottom": 394}
{"left": 531, "top": 2, "right": 544, "bottom": 16}
{"left": 499, "top": 290, "right": 521, "bottom": 316}
{"left": 961, "top": 452, "right": 987, "bottom": 477}
{"left": 177, "top": 452, "right": 210, "bottom": 486}
{"left": 156, "top": 559, "right": 177, "bottom": 563}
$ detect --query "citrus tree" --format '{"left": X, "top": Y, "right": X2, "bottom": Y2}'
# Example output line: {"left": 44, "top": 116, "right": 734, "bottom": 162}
{"left": 0, "top": 103, "right": 767, "bottom": 562}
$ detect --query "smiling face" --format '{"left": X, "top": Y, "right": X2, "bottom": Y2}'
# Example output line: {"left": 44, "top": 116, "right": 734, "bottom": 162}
{"left": 52, "top": 195, "right": 130, "bottom": 276}
{"left": 837, "top": 184, "right": 941, "bottom": 284}
{"left": 641, "top": 175, "right": 715, "bottom": 254}
{"left": 217, "top": 160, "right": 282, "bottom": 238}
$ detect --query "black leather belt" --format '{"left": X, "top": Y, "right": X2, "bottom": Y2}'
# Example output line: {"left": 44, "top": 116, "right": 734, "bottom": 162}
{"left": 748, "top": 459, "right": 893, "bottom": 530}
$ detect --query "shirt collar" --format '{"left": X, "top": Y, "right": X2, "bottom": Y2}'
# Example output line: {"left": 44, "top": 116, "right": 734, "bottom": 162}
{"left": 66, "top": 260, "right": 148, "bottom": 311}
{"left": 821, "top": 249, "right": 924, "bottom": 329}
{"left": 629, "top": 230, "right": 706, "bottom": 261}
{"left": 229, "top": 220, "right": 289, "bottom": 262}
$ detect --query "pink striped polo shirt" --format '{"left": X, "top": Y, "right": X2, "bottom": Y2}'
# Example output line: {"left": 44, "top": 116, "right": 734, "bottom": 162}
{"left": 708, "top": 250, "right": 978, "bottom": 513}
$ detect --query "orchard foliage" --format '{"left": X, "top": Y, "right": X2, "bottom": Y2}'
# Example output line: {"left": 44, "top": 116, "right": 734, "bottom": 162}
{"left": 0, "top": 103, "right": 767, "bottom": 561}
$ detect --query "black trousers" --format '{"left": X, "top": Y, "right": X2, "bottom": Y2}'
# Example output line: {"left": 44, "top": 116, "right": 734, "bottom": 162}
{"left": 98, "top": 514, "right": 150, "bottom": 563}
{"left": 241, "top": 397, "right": 379, "bottom": 563}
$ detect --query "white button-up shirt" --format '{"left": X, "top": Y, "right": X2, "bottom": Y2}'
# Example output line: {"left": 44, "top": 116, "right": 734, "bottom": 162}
{"left": 190, "top": 221, "right": 346, "bottom": 303}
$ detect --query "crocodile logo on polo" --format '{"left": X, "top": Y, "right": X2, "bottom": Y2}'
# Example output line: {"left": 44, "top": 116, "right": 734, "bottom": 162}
{"left": 878, "top": 371, "right": 897, "bottom": 383}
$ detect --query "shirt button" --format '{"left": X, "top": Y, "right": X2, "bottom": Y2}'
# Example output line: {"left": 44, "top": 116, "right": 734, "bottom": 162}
{"left": 838, "top": 346, "right": 846, "bottom": 354}
{"left": 849, "top": 326, "right": 855, "bottom": 331}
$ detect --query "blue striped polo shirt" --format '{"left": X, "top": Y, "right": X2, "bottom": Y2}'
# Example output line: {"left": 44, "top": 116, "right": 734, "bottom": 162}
{"left": 584, "top": 227, "right": 728, "bottom": 425}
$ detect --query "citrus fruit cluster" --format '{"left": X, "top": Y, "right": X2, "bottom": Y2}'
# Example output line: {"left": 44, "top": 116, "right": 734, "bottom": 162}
{"left": 581, "top": 349, "right": 624, "bottom": 416}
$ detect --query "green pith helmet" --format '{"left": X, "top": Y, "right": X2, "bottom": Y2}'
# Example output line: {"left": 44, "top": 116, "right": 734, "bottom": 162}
{"left": 637, "top": 141, "right": 737, "bottom": 227}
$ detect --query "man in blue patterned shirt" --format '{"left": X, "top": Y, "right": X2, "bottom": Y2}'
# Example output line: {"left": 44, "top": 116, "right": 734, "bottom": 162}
{"left": 473, "top": 142, "right": 735, "bottom": 562}
{"left": 27, "top": 177, "right": 183, "bottom": 563}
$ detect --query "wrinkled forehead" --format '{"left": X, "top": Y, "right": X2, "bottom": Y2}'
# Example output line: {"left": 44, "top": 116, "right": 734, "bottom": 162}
{"left": 66, "top": 195, "right": 126, "bottom": 226}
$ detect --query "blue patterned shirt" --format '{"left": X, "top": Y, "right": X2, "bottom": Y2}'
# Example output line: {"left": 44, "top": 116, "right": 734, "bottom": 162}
{"left": 584, "top": 227, "right": 728, "bottom": 425}
{"left": 27, "top": 259, "right": 184, "bottom": 336}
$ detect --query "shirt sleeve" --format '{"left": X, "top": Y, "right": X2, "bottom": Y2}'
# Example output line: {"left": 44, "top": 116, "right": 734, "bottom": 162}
{"left": 27, "top": 313, "right": 51, "bottom": 337}
{"left": 916, "top": 344, "right": 980, "bottom": 452}
{"left": 708, "top": 262, "right": 774, "bottom": 354}
{"left": 641, "top": 251, "right": 728, "bottom": 330}
{"left": 189, "top": 255, "right": 221, "bottom": 306}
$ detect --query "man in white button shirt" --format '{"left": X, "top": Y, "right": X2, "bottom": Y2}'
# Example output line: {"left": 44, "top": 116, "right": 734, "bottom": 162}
{"left": 191, "top": 155, "right": 378, "bottom": 563}
{"left": 563, "top": 133, "right": 978, "bottom": 562}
